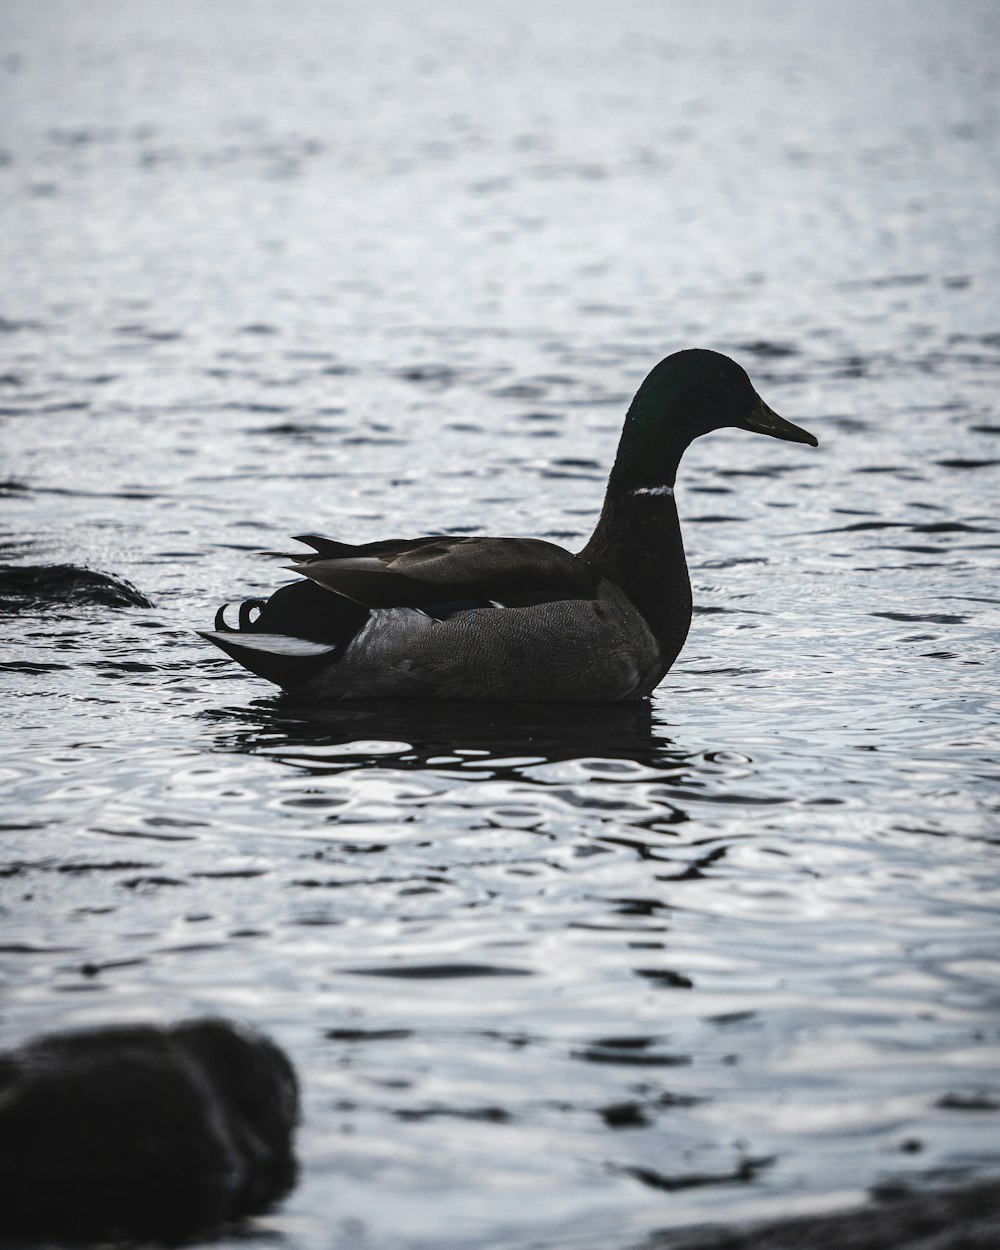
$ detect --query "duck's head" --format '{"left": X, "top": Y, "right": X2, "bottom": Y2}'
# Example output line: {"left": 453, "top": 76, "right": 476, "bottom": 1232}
{"left": 611, "top": 348, "right": 817, "bottom": 490}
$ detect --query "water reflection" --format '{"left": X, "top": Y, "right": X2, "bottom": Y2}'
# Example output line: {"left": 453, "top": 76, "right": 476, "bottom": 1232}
{"left": 207, "top": 696, "right": 679, "bottom": 773}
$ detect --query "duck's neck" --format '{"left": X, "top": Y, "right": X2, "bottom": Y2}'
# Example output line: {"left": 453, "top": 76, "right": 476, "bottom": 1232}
{"left": 579, "top": 428, "right": 693, "bottom": 669}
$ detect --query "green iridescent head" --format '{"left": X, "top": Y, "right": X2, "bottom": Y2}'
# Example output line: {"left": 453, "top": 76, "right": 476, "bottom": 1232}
{"left": 610, "top": 348, "right": 817, "bottom": 491}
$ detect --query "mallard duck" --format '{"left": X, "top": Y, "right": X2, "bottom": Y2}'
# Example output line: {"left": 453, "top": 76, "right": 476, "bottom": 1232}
{"left": 201, "top": 349, "right": 817, "bottom": 700}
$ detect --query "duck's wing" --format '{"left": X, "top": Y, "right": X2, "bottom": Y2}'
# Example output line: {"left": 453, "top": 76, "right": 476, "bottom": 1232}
{"left": 200, "top": 534, "right": 600, "bottom": 690}
{"left": 289, "top": 533, "right": 599, "bottom": 612}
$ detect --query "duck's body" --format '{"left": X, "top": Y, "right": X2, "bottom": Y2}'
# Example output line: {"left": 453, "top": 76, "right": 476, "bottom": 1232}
{"left": 202, "top": 350, "right": 817, "bottom": 700}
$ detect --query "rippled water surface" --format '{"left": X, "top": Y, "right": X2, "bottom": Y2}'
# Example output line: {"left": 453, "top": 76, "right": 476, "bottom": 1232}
{"left": 2, "top": 2, "right": 999, "bottom": 1246}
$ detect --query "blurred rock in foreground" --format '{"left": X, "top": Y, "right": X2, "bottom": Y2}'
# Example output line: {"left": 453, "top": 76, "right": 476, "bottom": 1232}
{"left": 0, "top": 1018, "right": 298, "bottom": 1243}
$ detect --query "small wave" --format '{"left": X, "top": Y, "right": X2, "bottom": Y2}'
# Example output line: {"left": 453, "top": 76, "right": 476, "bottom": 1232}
{"left": 345, "top": 962, "right": 532, "bottom": 979}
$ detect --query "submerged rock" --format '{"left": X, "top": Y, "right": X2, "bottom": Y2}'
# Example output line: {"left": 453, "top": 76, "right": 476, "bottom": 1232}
{"left": 645, "top": 1176, "right": 1000, "bottom": 1250}
{"left": 0, "top": 1018, "right": 298, "bottom": 1243}
{"left": 0, "top": 563, "right": 153, "bottom": 612}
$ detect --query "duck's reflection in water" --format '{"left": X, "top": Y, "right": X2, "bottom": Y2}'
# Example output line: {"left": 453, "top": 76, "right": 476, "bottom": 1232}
{"left": 207, "top": 696, "right": 685, "bottom": 774}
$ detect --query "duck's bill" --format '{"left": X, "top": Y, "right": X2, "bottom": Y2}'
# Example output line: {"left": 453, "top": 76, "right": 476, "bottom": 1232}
{"left": 744, "top": 395, "right": 818, "bottom": 447}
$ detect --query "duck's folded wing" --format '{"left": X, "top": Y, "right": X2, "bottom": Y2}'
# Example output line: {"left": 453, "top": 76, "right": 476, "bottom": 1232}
{"left": 289, "top": 535, "right": 598, "bottom": 610}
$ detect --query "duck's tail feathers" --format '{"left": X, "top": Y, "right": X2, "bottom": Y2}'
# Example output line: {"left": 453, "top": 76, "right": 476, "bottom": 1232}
{"left": 199, "top": 629, "right": 337, "bottom": 688}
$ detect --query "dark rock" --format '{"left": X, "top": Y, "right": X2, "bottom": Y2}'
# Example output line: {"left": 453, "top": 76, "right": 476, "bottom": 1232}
{"left": 0, "top": 1018, "right": 298, "bottom": 1243}
{"left": 640, "top": 1176, "right": 1000, "bottom": 1250}
{"left": 0, "top": 563, "right": 153, "bottom": 612}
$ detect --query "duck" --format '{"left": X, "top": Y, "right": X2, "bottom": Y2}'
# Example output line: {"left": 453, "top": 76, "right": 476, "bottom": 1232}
{"left": 200, "top": 349, "right": 817, "bottom": 700}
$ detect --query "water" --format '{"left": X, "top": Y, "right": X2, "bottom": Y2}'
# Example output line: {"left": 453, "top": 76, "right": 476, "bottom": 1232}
{"left": 1, "top": 1, "right": 999, "bottom": 1246}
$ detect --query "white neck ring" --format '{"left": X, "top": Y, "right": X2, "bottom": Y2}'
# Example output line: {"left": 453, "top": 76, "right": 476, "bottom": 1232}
{"left": 629, "top": 484, "right": 674, "bottom": 497}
